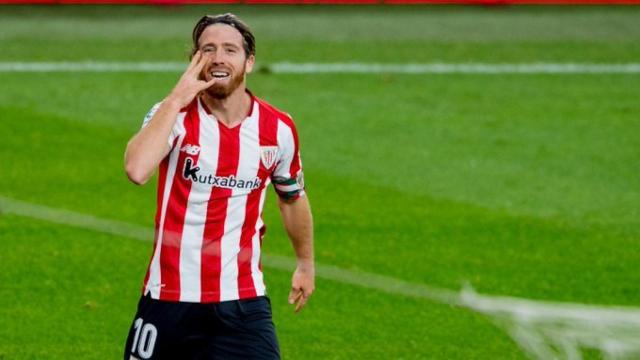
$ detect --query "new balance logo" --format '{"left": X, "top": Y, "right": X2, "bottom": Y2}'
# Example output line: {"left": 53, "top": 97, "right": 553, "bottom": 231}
{"left": 182, "top": 158, "right": 262, "bottom": 190}
{"left": 180, "top": 144, "right": 201, "bottom": 155}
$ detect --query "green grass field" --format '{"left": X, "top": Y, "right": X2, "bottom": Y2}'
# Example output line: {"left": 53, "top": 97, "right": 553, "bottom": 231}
{"left": 1, "top": 5, "right": 639, "bottom": 359}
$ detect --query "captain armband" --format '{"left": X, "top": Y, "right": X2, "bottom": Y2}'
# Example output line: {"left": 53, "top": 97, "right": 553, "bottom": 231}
{"left": 272, "top": 172, "right": 305, "bottom": 201}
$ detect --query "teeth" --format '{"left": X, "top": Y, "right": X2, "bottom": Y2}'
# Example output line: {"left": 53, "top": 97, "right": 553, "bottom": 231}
{"left": 211, "top": 71, "right": 229, "bottom": 78}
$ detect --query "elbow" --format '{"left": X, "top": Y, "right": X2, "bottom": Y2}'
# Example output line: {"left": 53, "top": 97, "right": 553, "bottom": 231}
{"left": 126, "top": 168, "right": 149, "bottom": 186}
{"left": 124, "top": 144, "right": 152, "bottom": 185}
{"left": 128, "top": 173, "right": 149, "bottom": 186}
{"left": 124, "top": 160, "right": 150, "bottom": 186}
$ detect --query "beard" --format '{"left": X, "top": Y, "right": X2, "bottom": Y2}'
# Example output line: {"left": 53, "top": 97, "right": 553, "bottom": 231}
{"left": 202, "top": 64, "right": 246, "bottom": 100}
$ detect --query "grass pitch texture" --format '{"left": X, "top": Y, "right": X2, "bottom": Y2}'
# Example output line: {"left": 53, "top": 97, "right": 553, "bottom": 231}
{"left": 1, "top": 5, "right": 639, "bottom": 359}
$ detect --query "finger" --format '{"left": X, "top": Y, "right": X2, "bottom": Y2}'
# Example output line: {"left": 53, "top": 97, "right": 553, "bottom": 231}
{"left": 302, "top": 287, "right": 313, "bottom": 299}
{"left": 288, "top": 289, "right": 301, "bottom": 304}
{"left": 202, "top": 78, "right": 217, "bottom": 90}
{"left": 187, "top": 50, "right": 202, "bottom": 70}
{"left": 188, "top": 59, "right": 208, "bottom": 81}
{"left": 195, "top": 78, "right": 216, "bottom": 93}
{"left": 193, "top": 52, "right": 209, "bottom": 73}
{"left": 288, "top": 289, "right": 302, "bottom": 304}
{"left": 294, "top": 295, "right": 307, "bottom": 313}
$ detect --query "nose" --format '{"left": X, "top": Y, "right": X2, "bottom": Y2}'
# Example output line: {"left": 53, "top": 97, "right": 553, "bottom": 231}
{"left": 204, "top": 48, "right": 226, "bottom": 64}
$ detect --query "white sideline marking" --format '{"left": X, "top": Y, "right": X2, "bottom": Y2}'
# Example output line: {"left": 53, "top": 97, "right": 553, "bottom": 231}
{"left": 2, "top": 195, "right": 640, "bottom": 360}
{"left": 270, "top": 62, "right": 640, "bottom": 74}
{"left": 1, "top": 61, "right": 640, "bottom": 74}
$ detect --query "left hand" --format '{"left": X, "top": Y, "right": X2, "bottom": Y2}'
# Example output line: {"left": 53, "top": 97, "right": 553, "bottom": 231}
{"left": 288, "top": 264, "right": 315, "bottom": 313}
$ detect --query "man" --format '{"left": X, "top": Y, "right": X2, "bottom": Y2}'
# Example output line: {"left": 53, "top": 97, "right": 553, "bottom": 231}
{"left": 123, "top": 13, "right": 314, "bottom": 360}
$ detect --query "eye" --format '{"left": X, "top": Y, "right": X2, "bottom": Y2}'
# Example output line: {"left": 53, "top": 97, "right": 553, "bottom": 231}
{"left": 202, "top": 46, "right": 214, "bottom": 53}
{"left": 226, "top": 48, "right": 236, "bottom": 54}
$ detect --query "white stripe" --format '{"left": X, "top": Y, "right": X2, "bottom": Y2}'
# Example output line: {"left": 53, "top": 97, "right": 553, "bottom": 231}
{"left": 274, "top": 182, "right": 300, "bottom": 193}
{"left": 218, "top": 108, "right": 260, "bottom": 301}
{"left": 177, "top": 104, "right": 219, "bottom": 302}
{"left": 251, "top": 186, "right": 268, "bottom": 296}
{"left": 146, "top": 115, "right": 185, "bottom": 299}
{"left": 179, "top": 202, "right": 207, "bottom": 302}
{"left": 274, "top": 120, "right": 295, "bottom": 180}
{"left": 3, "top": 196, "right": 640, "bottom": 360}
{"left": 2, "top": 61, "right": 640, "bottom": 74}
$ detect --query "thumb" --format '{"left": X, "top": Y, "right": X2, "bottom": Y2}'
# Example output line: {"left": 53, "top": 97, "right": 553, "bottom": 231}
{"left": 202, "top": 78, "right": 217, "bottom": 89}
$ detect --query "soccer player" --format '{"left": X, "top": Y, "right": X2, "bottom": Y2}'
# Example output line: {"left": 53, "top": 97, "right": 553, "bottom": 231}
{"left": 123, "top": 14, "right": 314, "bottom": 360}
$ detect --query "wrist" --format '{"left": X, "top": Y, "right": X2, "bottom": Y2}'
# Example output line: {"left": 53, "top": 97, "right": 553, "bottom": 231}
{"left": 296, "top": 259, "right": 315, "bottom": 272}
{"left": 164, "top": 94, "right": 187, "bottom": 111}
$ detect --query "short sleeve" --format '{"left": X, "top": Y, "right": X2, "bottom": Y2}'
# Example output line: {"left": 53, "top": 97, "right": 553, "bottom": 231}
{"left": 271, "top": 119, "right": 305, "bottom": 201}
{"left": 141, "top": 102, "right": 179, "bottom": 148}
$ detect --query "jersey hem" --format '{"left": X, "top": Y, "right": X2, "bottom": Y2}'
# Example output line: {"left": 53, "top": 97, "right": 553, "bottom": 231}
{"left": 142, "top": 287, "right": 267, "bottom": 304}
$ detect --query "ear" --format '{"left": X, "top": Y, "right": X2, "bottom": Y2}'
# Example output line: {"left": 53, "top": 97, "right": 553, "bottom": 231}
{"left": 245, "top": 54, "right": 255, "bottom": 74}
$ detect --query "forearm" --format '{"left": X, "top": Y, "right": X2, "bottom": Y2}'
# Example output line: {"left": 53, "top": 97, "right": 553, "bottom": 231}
{"left": 279, "top": 195, "right": 314, "bottom": 269}
{"left": 124, "top": 99, "right": 181, "bottom": 185}
{"left": 125, "top": 51, "right": 216, "bottom": 185}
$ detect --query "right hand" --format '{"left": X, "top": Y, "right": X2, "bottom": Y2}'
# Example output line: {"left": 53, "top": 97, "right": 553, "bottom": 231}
{"left": 288, "top": 264, "right": 315, "bottom": 313}
{"left": 166, "top": 50, "right": 217, "bottom": 109}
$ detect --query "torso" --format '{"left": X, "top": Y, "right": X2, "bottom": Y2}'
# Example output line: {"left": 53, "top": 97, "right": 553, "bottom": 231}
{"left": 142, "top": 95, "right": 301, "bottom": 303}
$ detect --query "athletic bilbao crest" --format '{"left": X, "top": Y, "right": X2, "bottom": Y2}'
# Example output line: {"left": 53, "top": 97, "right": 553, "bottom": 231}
{"left": 260, "top": 146, "right": 278, "bottom": 169}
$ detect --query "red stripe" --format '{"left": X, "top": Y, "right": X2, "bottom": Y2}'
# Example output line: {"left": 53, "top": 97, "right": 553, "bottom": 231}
{"left": 254, "top": 100, "right": 282, "bottom": 275}
{"left": 158, "top": 101, "right": 201, "bottom": 301}
{"left": 237, "top": 189, "right": 260, "bottom": 299}
{"left": 237, "top": 104, "right": 278, "bottom": 299}
{"left": 2, "top": 0, "right": 639, "bottom": 4}
{"left": 255, "top": 97, "right": 303, "bottom": 200}
{"left": 255, "top": 98, "right": 301, "bottom": 178}
{"left": 201, "top": 121, "right": 242, "bottom": 302}
{"left": 285, "top": 120, "right": 302, "bottom": 179}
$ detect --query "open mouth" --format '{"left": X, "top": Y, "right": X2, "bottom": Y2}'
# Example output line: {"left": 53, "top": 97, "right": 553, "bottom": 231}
{"left": 210, "top": 71, "right": 230, "bottom": 80}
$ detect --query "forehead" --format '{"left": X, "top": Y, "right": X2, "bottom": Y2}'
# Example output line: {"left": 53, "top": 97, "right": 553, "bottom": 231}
{"left": 198, "top": 23, "right": 244, "bottom": 47}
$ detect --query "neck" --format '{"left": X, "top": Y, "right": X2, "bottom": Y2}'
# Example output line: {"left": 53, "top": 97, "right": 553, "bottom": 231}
{"left": 200, "top": 86, "right": 252, "bottom": 127}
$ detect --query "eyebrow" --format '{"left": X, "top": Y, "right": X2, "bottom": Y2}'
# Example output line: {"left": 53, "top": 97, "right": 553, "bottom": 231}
{"left": 200, "top": 42, "right": 241, "bottom": 49}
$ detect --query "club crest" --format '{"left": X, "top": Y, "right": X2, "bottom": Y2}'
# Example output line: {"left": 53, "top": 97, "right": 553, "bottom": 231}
{"left": 260, "top": 146, "right": 278, "bottom": 169}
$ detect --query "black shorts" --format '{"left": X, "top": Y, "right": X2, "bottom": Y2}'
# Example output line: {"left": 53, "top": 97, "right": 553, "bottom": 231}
{"left": 124, "top": 294, "right": 280, "bottom": 360}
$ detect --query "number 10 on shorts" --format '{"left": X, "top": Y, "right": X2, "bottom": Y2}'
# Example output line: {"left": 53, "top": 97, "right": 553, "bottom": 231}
{"left": 130, "top": 318, "right": 158, "bottom": 359}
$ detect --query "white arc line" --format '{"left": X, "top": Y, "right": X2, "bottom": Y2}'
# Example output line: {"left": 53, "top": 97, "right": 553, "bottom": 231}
{"left": 1, "top": 62, "right": 640, "bottom": 74}
{"left": 0, "top": 196, "right": 457, "bottom": 303}
{"left": 2, "top": 195, "right": 640, "bottom": 360}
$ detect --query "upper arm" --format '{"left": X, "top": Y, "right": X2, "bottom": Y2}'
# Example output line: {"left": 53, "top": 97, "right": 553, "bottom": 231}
{"left": 272, "top": 119, "right": 305, "bottom": 201}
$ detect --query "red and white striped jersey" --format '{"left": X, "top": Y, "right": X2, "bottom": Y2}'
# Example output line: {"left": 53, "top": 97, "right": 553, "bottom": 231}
{"left": 140, "top": 94, "right": 304, "bottom": 303}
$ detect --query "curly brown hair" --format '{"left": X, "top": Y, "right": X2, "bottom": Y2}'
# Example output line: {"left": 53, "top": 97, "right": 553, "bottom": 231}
{"left": 191, "top": 13, "right": 256, "bottom": 59}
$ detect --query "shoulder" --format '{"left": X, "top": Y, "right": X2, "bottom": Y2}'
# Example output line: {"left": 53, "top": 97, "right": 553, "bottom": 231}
{"left": 144, "top": 99, "right": 193, "bottom": 119}
{"left": 255, "top": 96, "right": 296, "bottom": 130}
